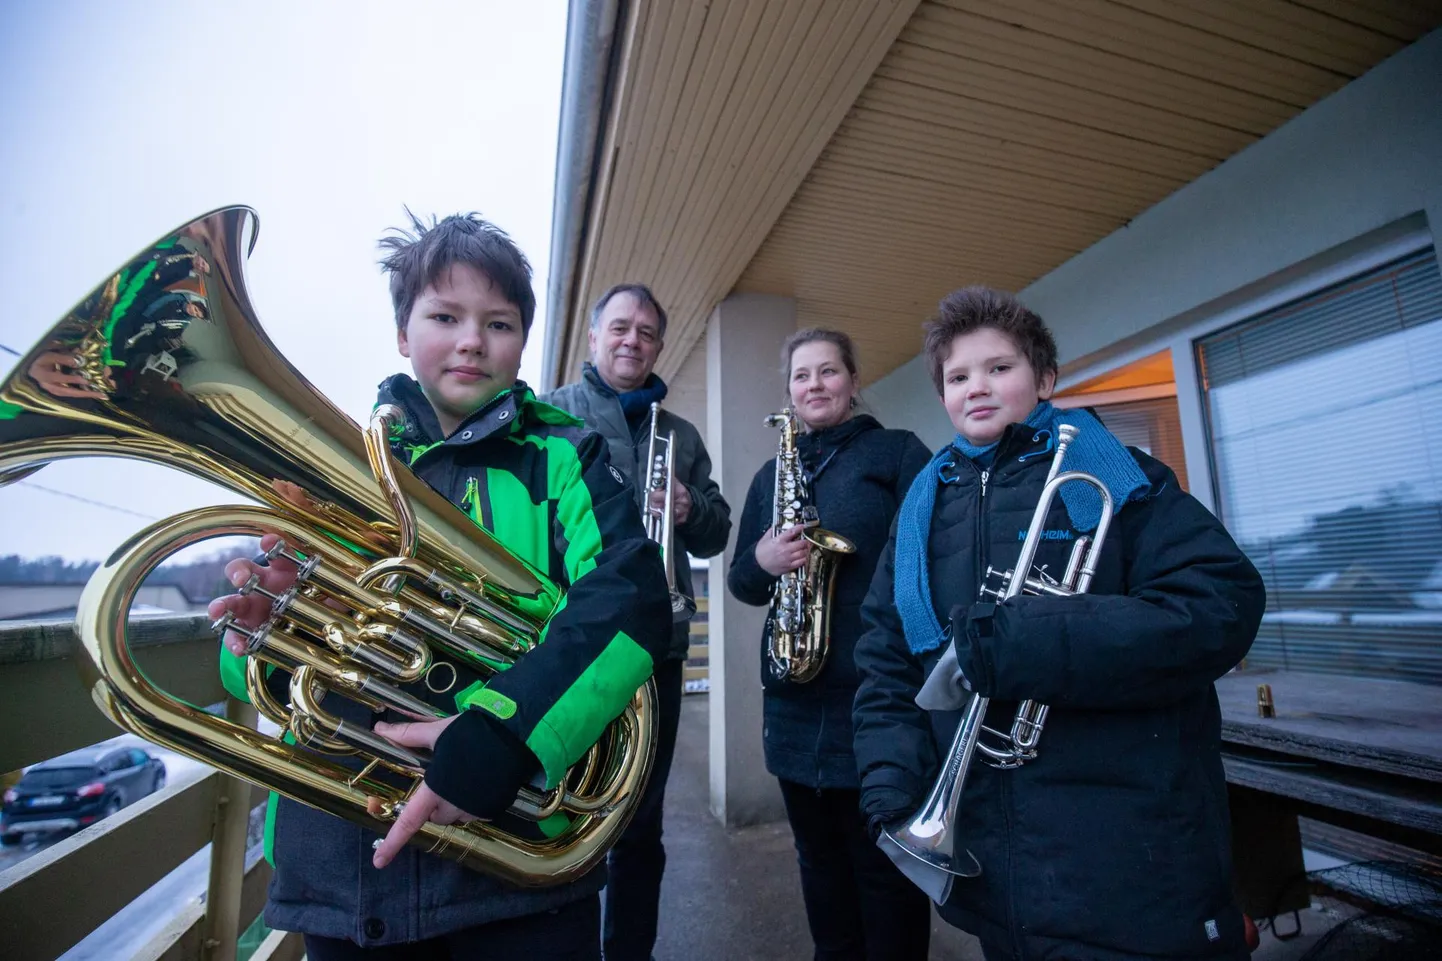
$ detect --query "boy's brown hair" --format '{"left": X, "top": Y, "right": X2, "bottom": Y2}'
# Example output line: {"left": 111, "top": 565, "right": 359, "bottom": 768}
{"left": 922, "top": 286, "right": 1058, "bottom": 393}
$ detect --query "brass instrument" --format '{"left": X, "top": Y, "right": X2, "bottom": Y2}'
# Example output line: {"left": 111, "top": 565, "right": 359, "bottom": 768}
{"left": 884, "top": 424, "right": 1113, "bottom": 877}
{"left": 643, "top": 401, "right": 696, "bottom": 621}
{"left": 0, "top": 207, "right": 655, "bottom": 887}
{"left": 763, "top": 407, "right": 856, "bottom": 683}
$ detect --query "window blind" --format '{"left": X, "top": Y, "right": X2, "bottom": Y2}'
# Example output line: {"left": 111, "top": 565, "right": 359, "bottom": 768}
{"left": 1197, "top": 249, "right": 1442, "bottom": 684}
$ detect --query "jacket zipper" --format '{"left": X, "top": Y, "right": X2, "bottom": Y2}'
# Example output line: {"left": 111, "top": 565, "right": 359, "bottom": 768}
{"left": 461, "top": 476, "right": 480, "bottom": 523}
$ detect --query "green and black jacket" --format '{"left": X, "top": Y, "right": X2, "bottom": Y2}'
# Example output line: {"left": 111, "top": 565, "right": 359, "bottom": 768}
{"left": 216, "top": 375, "right": 672, "bottom": 944}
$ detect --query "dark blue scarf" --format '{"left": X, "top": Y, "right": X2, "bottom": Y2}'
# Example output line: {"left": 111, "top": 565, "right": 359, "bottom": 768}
{"left": 892, "top": 401, "right": 1151, "bottom": 655}
{"left": 584, "top": 362, "right": 669, "bottom": 419}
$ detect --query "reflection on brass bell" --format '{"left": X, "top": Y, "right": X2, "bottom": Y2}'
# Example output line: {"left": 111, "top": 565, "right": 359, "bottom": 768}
{"left": 1256, "top": 684, "right": 1276, "bottom": 719}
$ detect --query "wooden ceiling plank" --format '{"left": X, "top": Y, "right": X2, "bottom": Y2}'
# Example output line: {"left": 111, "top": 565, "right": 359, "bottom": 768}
{"left": 1289, "top": 0, "right": 1442, "bottom": 39}
{"left": 909, "top": 3, "right": 1302, "bottom": 131}
{"left": 883, "top": 42, "right": 1259, "bottom": 159}
{"left": 561, "top": 0, "right": 666, "bottom": 376}
{"left": 1112, "top": 0, "right": 1406, "bottom": 76}
{"left": 857, "top": 79, "right": 1216, "bottom": 182}
{"left": 628, "top": 0, "right": 819, "bottom": 286}
{"left": 837, "top": 111, "right": 1183, "bottom": 208}
{"left": 656, "top": 2, "right": 924, "bottom": 373}
{"left": 651, "top": 2, "right": 877, "bottom": 316}
{"left": 593, "top": 2, "right": 713, "bottom": 294}
{"left": 822, "top": 136, "right": 1169, "bottom": 218}
{"left": 934, "top": 0, "right": 1353, "bottom": 102}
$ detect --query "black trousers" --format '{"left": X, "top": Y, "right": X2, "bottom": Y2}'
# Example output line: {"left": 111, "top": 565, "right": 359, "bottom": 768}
{"left": 300, "top": 894, "right": 600, "bottom": 960}
{"left": 778, "top": 779, "right": 932, "bottom": 961}
{"left": 602, "top": 657, "right": 684, "bottom": 961}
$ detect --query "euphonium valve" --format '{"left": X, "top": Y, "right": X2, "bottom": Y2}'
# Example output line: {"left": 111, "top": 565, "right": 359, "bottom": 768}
{"left": 0, "top": 207, "right": 656, "bottom": 887}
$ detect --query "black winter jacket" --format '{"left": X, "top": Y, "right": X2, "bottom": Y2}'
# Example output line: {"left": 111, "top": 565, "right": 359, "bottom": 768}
{"left": 853, "top": 422, "right": 1264, "bottom": 960}
{"left": 729, "top": 415, "right": 930, "bottom": 788}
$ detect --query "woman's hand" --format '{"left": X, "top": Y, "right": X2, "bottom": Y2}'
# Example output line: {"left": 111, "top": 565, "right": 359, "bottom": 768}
{"left": 755, "top": 524, "right": 808, "bottom": 576}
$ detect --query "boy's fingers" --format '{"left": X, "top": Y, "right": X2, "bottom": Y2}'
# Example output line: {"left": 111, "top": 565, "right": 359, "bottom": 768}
{"left": 373, "top": 720, "right": 441, "bottom": 751}
{"left": 372, "top": 786, "right": 440, "bottom": 868}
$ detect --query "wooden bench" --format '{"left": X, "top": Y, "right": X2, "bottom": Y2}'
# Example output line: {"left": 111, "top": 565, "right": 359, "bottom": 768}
{"left": 1217, "top": 670, "right": 1442, "bottom": 919}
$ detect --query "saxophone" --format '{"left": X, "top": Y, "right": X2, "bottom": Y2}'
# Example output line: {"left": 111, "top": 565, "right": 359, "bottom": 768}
{"left": 0, "top": 207, "right": 655, "bottom": 887}
{"left": 763, "top": 408, "right": 856, "bottom": 683}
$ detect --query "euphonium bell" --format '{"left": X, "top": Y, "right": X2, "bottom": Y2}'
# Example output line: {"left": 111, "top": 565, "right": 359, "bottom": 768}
{"left": 0, "top": 207, "right": 656, "bottom": 887}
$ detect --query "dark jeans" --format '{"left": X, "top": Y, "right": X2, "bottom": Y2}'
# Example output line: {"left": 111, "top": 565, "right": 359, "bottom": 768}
{"left": 301, "top": 894, "right": 600, "bottom": 960}
{"left": 602, "top": 657, "right": 684, "bottom": 961}
{"left": 778, "top": 779, "right": 932, "bottom": 961}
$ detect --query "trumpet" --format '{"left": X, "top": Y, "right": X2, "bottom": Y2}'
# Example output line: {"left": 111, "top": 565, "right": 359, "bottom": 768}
{"left": 0, "top": 207, "right": 655, "bottom": 887}
{"left": 884, "top": 424, "right": 1114, "bottom": 877}
{"left": 764, "top": 407, "right": 855, "bottom": 683}
{"left": 643, "top": 401, "right": 697, "bottom": 621}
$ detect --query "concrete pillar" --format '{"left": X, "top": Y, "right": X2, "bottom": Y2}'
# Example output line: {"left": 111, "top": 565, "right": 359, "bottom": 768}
{"left": 705, "top": 293, "right": 794, "bottom": 827}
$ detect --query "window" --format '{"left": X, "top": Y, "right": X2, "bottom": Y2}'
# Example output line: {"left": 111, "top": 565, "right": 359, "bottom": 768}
{"left": 1197, "top": 249, "right": 1442, "bottom": 684}
{"left": 1093, "top": 396, "right": 1189, "bottom": 490}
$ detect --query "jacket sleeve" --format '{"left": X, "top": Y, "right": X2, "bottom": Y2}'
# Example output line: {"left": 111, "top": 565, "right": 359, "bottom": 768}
{"left": 852, "top": 522, "right": 938, "bottom": 816}
{"left": 456, "top": 430, "right": 672, "bottom": 788}
{"left": 954, "top": 468, "right": 1265, "bottom": 711}
{"left": 677, "top": 426, "right": 732, "bottom": 558}
{"left": 726, "top": 464, "right": 778, "bottom": 607}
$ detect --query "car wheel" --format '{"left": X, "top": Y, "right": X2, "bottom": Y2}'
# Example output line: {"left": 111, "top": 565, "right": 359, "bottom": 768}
{"left": 103, "top": 796, "right": 123, "bottom": 820}
{"left": 152, "top": 770, "right": 166, "bottom": 793}
{"left": 0, "top": 833, "right": 20, "bottom": 847}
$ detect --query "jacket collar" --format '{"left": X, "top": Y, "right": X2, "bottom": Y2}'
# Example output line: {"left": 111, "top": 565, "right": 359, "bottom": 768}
{"left": 375, "top": 374, "right": 578, "bottom": 460}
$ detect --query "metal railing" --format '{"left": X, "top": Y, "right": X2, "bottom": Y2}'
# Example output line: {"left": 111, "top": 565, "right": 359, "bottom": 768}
{"left": 0, "top": 614, "right": 303, "bottom": 961}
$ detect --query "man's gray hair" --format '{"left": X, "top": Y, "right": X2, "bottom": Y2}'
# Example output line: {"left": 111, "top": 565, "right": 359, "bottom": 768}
{"left": 589, "top": 283, "right": 668, "bottom": 339}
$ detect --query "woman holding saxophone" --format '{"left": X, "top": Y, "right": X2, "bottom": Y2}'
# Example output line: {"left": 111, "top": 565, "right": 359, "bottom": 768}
{"left": 727, "top": 328, "right": 932, "bottom": 961}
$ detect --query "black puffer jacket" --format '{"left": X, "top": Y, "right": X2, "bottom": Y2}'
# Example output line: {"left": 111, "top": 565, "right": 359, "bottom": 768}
{"left": 853, "top": 423, "right": 1264, "bottom": 960}
{"left": 729, "top": 415, "right": 930, "bottom": 788}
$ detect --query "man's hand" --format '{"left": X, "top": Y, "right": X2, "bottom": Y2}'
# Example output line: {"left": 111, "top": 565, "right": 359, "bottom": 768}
{"left": 648, "top": 482, "right": 692, "bottom": 525}
{"left": 369, "top": 717, "right": 479, "bottom": 869}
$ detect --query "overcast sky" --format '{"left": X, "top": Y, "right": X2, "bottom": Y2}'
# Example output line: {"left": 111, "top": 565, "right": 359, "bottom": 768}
{"left": 0, "top": 1, "right": 567, "bottom": 563}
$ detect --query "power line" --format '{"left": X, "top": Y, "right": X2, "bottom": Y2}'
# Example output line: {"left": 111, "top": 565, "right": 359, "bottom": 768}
{"left": 14, "top": 480, "right": 159, "bottom": 520}
{"left": 0, "top": 343, "right": 20, "bottom": 357}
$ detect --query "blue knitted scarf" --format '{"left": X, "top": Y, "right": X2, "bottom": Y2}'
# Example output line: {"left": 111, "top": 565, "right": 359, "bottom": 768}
{"left": 892, "top": 401, "right": 1151, "bottom": 654}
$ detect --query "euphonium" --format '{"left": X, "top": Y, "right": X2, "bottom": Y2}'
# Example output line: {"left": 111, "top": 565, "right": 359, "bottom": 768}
{"left": 884, "top": 424, "right": 1114, "bottom": 877}
{"left": 0, "top": 207, "right": 655, "bottom": 887}
{"left": 763, "top": 407, "right": 856, "bottom": 683}
{"left": 643, "top": 402, "right": 697, "bottom": 621}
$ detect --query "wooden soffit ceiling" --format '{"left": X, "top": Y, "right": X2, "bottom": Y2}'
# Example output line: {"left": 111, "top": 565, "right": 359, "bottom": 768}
{"left": 555, "top": 0, "right": 925, "bottom": 384}
{"left": 739, "top": 0, "right": 1442, "bottom": 385}
{"left": 557, "top": 0, "right": 1442, "bottom": 388}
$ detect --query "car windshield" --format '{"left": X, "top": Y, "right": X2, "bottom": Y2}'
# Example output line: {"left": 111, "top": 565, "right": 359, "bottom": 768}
{"left": 20, "top": 767, "right": 98, "bottom": 789}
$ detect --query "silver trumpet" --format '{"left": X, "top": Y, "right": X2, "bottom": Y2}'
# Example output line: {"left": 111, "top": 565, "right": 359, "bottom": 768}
{"left": 884, "top": 424, "right": 1114, "bottom": 877}
{"left": 644, "top": 402, "right": 697, "bottom": 621}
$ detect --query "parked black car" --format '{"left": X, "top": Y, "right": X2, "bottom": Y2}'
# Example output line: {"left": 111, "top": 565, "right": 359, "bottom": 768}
{"left": 2, "top": 746, "right": 167, "bottom": 844}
